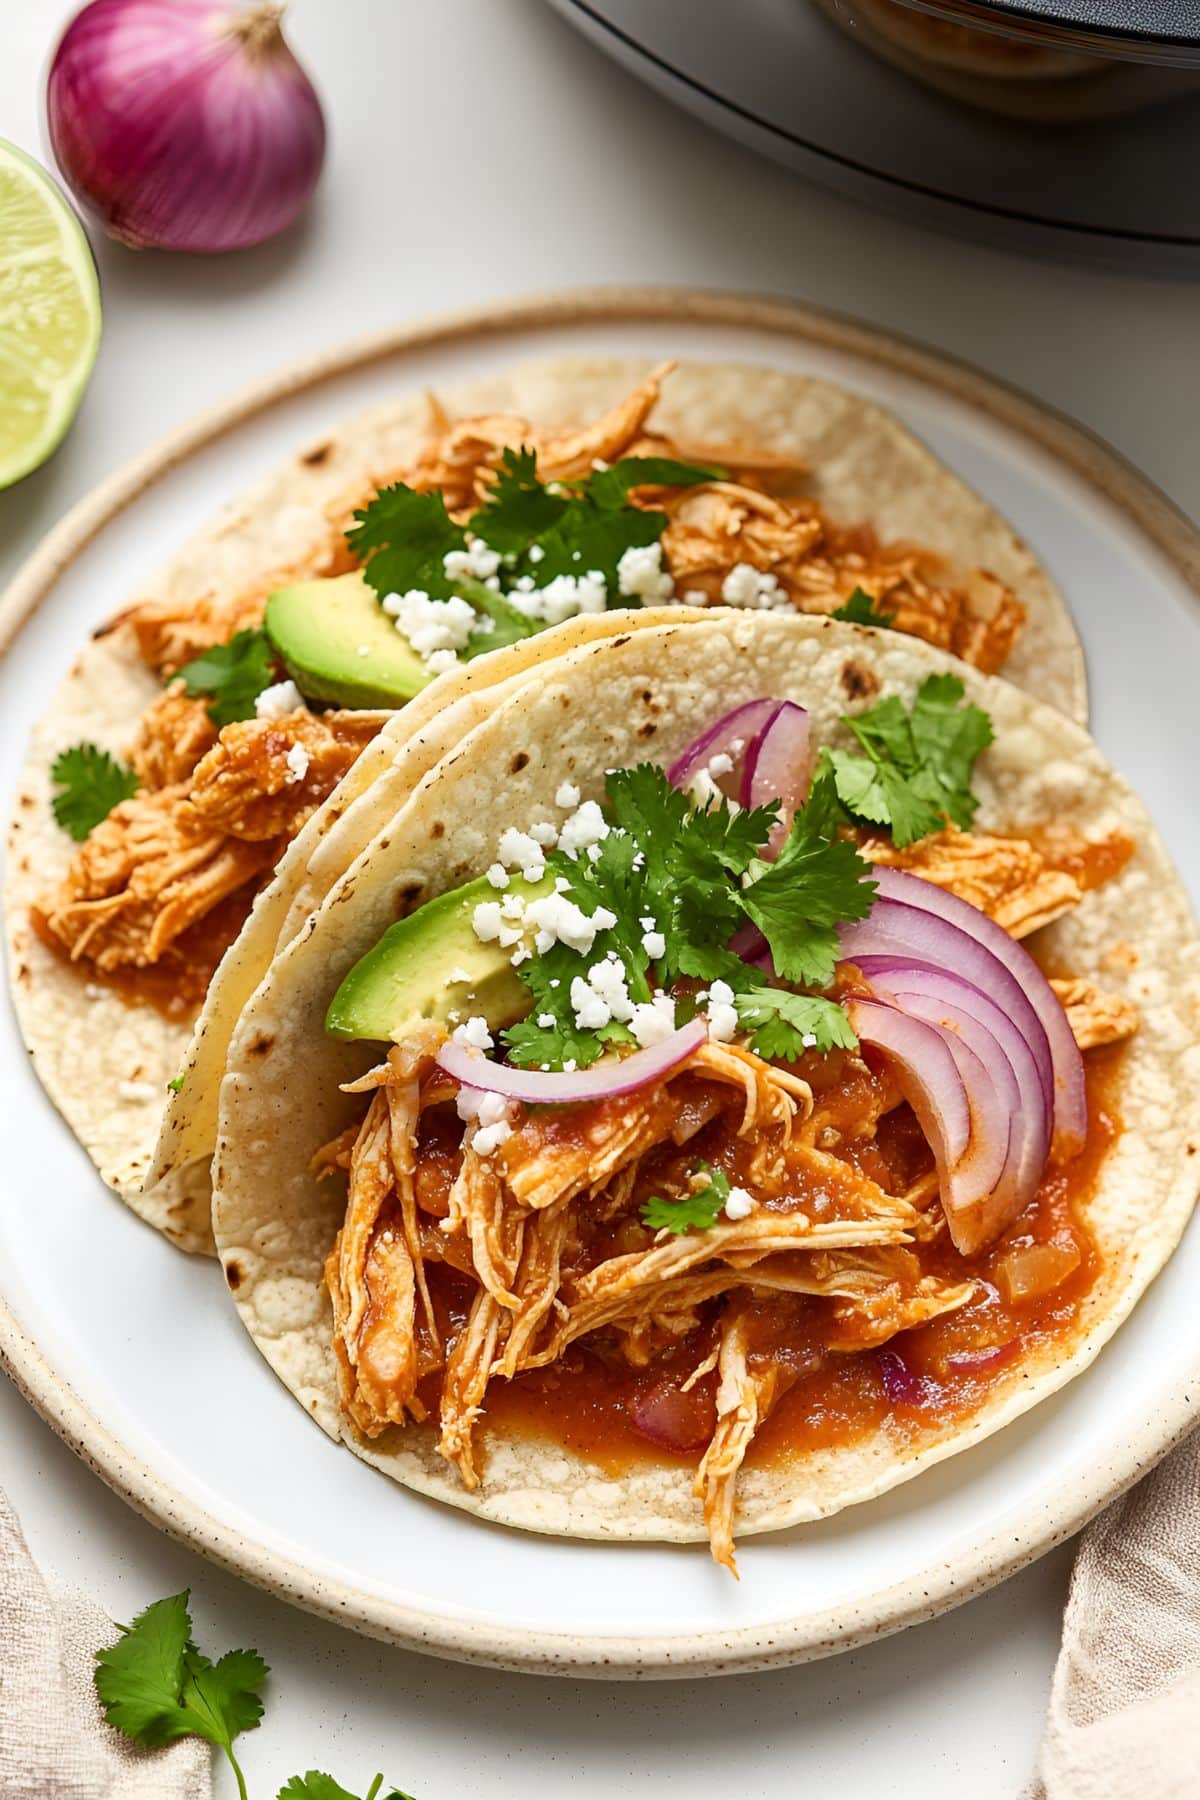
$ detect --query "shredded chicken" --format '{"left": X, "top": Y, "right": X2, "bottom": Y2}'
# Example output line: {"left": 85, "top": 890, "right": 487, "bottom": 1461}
{"left": 696, "top": 1302, "right": 780, "bottom": 1576}
{"left": 189, "top": 710, "right": 379, "bottom": 842}
{"left": 860, "top": 826, "right": 1082, "bottom": 938}
{"left": 1050, "top": 978, "right": 1139, "bottom": 1051}
{"left": 116, "top": 587, "right": 275, "bottom": 680}
{"left": 38, "top": 710, "right": 380, "bottom": 974}
{"left": 128, "top": 682, "right": 219, "bottom": 789}
{"left": 38, "top": 786, "right": 278, "bottom": 971}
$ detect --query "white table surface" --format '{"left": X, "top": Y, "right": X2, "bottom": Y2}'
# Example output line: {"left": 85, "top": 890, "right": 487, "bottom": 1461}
{"left": 2, "top": 3, "right": 1197, "bottom": 1795}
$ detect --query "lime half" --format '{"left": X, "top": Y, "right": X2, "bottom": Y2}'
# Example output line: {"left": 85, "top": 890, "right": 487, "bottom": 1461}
{"left": 0, "top": 139, "right": 101, "bottom": 489}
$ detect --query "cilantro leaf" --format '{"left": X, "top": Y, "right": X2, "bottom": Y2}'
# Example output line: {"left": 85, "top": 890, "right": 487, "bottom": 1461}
{"left": 641, "top": 1162, "right": 730, "bottom": 1235}
{"left": 95, "top": 1591, "right": 267, "bottom": 1800}
{"left": 350, "top": 483, "right": 466, "bottom": 601}
{"left": 279, "top": 1775, "right": 413, "bottom": 1800}
{"left": 50, "top": 743, "right": 139, "bottom": 841}
{"left": 735, "top": 986, "right": 859, "bottom": 1059}
{"left": 586, "top": 456, "right": 723, "bottom": 511}
{"left": 739, "top": 767, "right": 876, "bottom": 987}
{"left": 832, "top": 586, "right": 895, "bottom": 628}
{"left": 168, "top": 1072, "right": 186, "bottom": 1094}
{"left": 466, "top": 448, "right": 566, "bottom": 554}
{"left": 177, "top": 628, "right": 277, "bottom": 727}
{"left": 827, "top": 673, "right": 993, "bottom": 847}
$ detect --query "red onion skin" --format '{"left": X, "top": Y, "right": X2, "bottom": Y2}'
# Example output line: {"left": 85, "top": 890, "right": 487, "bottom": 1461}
{"left": 868, "top": 868, "right": 1085, "bottom": 1159}
{"left": 666, "top": 699, "right": 781, "bottom": 796}
{"left": 743, "top": 700, "right": 811, "bottom": 857}
{"left": 47, "top": 0, "right": 325, "bottom": 253}
{"left": 437, "top": 1017, "right": 707, "bottom": 1107}
{"left": 876, "top": 1348, "right": 923, "bottom": 1406}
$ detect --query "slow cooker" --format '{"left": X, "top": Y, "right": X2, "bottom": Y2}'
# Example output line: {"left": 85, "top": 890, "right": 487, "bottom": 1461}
{"left": 546, "top": 0, "right": 1200, "bottom": 254}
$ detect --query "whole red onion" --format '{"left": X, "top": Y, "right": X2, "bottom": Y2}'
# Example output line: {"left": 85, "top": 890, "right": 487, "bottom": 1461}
{"left": 47, "top": 0, "right": 325, "bottom": 253}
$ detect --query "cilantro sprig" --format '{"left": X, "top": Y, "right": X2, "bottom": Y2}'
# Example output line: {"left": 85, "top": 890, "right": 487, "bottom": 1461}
{"left": 94, "top": 1590, "right": 413, "bottom": 1800}
{"left": 641, "top": 1162, "right": 730, "bottom": 1235}
{"left": 50, "top": 743, "right": 139, "bottom": 840}
{"left": 822, "top": 672, "right": 993, "bottom": 847}
{"left": 349, "top": 453, "right": 720, "bottom": 660}
{"left": 504, "top": 762, "right": 874, "bottom": 1073}
{"left": 832, "top": 586, "right": 895, "bottom": 628}
{"left": 177, "top": 627, "right": 277, "bottom": 726}
{"left": 94, "top": 1591, "right": 266, "bottom": 1800}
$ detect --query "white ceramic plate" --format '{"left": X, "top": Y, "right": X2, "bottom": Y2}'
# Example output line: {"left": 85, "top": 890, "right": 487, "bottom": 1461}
{"left": 2, "top": 290, "right": 1198, "bottom": 1677}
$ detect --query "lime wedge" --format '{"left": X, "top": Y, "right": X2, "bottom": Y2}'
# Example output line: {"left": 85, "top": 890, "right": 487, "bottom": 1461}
{"left": 0, "top": 139, "right": 101, "bottom": 489}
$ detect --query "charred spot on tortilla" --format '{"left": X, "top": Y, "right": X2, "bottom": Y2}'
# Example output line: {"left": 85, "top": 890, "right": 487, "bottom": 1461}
{"left": 247, "top": 1034, "right": 274, "bottom": 1058}
{"left": 301, "top": 442, "right": 332, "bottom": 467}
{"left": 224, "top": 1259, "right": 244, "bottom": 1290}
{"left": 840, "top": 658, "right": 881, "bottom": 702}
{"left": 511, "top": 752, "right": 530, "bottom": 773}
{"left": 431, "top": 820, "right": 445, "bottom": 839}
{"left": 638, "top": 722, "right": 657, "bottom": 739}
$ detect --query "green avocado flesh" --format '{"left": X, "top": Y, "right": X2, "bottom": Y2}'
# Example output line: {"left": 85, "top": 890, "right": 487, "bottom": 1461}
{"left": 264, "top": 570, "right": 432, "bottom": 708}
{"left": 326, "top": 871, "right": 556, "bottom": 1043}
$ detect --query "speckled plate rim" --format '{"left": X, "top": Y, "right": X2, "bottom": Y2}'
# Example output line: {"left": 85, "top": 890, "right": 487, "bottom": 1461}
{"left": 2, "top": 285, "right": 1199, "bottom": 1679}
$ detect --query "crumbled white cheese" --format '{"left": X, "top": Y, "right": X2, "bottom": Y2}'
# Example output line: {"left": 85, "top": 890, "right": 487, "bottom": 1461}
{"left": 558, "top": 799, "right": 610, "bottom": 857}
{"left": 536, "top": 1012, "right": 557, "bottom": 1029}
{"left": 472, "top": 901, "right": 504, "bottom": 943}
{"left": 426, "top": 649, "right": 458, "bottom": 675}
{"left": 641, "top": 929, "right": 666, "bottom": 961}
{"left": 528, "top": 543, "right": 545, "bottom": 564}
{"left": 628, "top": 995, "right": 678, "bottom": 1048}
{"left": 587, "top": 956, "right": 635, "bottom": 1023}
{"left": 284, "top": 741, "right": 310, "bottom": 784}
{"left": 683, "top": 588, "right": 710, "bottom": 605}
{"left": 523, "top": 892, "right": 614, "bottom": 956}
{"left": 118, "top": 1080, "right": 158, "bottom": 1103}
{"left": 497, "top": 827, "right": 547, "bottom": 881}
{"left": 382, "top": 589, "right": 476, "bottom": 665}
{"left": 508, "top": 571, "right": 608, "bottom": 625}
{"left": 570, "top": 976, "right": 612, "bottom": 1031}
{"left": 443, "top": 536, "right": 502, "bottom": 582}
{"left": 452, "top": 1016, "right": 494, "bottom": 1052}
{"left": 720, "top": 563, "right": 788, "bottom": 610}
{"left": 707, "top": 751, "right": 734, "bottom": 777}
{"left": 255, "top": 679, "right": 305, "bottom": 720}
{"left": 447, "top": 966, "right": 474, "bottom": 985}
{"left": 528, "top": 821, "right": 559, "bottom": 847}
{"left": 555, "top": 781, "right": 580, "bottom": 809}
{"left": 486, "top": 863, "right": 510, "bottom": 890}
{"left": 499, "top": 892, "right": 528, "bottom": 921}
{"left": 473, "top": 1118, "right": 513, "bottom": 1157}
{"left": 723, "top": 1185, "right": 756, "bottom": 1221}
{"left": 705, "top": 979, "right": 740, "bottom": 1043}
{"left": 616, "top": 542, "right": 674, "bottom": 603}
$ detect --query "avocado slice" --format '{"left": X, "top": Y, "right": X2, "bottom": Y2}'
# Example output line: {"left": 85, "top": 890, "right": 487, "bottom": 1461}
{"left": 265, "top": 570, "right": 432, "bottom": 708}
{"left": 327, "top": 871, "right": 556, "bottom": 1043}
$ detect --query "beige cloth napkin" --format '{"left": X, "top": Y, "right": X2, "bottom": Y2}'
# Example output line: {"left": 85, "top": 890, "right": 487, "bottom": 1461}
{"left": 1025, "top": 1430, "right": 1200, "bottom": 1800}
{"left": 0, "top": 1488, "right": 210, "bottom": 1800}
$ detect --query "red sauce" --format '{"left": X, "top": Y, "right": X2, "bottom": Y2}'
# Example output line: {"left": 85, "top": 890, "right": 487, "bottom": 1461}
{"left": 478, "top": 1048, "right": 1122, "bottom": 1473}
{"left": 30, "top": 886, "right": 254, "bottom": 1023}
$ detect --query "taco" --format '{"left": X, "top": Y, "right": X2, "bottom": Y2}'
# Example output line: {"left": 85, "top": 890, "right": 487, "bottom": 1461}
{"left": 7, "top": 357, "right": 1084, "bottom": 1254}
{"left": 212, "top": 614, "right": 1199, "bottom": 1571}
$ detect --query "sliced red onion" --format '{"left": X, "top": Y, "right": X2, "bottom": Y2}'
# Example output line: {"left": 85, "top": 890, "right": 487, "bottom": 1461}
{"left": 629, "top": 1377, "right": 716, "bottom": 1453}
{"left": 876, "top": 1347, "right": 923, "bottom": 1405}
{"left": 847, "top": 996, "right": 1038, "bottom": 1257}
{"left": 858, "top": 960, "right": 1050, "bottom": 1200}
{"left": 743, "top": 701, "right": 811, "bottom": 856}
{"left": 869, "top": 868, "right": 1085, "bottom": 1158}
{"left": 666, "top": 700, "right": 782, "bottom": 797}
{"left": 437, "top": 1016, "right": 707, "bottom": 1107}
{"left": 841, "top": 899, "right": 1055, "bottom": 1138}
{"left": 844, "top": 999, "right": 973, "bottom": 1169}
